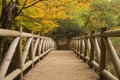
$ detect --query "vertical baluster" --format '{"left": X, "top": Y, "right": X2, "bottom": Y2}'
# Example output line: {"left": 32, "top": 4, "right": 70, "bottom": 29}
{"left": 16, "top": 27, "right": 23, "bottom": 80}
{"left": 29, "top": 31, "right": 34, "bottom": 67}
{"left": 84, "top": 34, "right": 88, "bottom": 62}
{"left": 89, "top": 31, "right": 95, "bottom": 68}
{"left": 100, "top": 27, "right": 107, "bottom": 80}
{"left": 79, "top": 36, "right": 82, "bottom": 59}
{"left": 78, "top": 37, "right": 80, "bottom": 56}
{"left": 36, "top": 38, "right": 40, "bottom": 61}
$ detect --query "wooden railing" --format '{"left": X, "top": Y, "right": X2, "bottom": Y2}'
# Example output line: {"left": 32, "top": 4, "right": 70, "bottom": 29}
{"left": 0, "top": 28, "right": 56, "bottom": 80}
{"left": 70, "top": 27, "right": 120, "bottom": 80}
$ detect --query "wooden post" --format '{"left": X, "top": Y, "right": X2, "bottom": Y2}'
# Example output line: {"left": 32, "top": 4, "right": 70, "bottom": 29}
{"left": 29, "top": 31, "right": 34, "bottom": 67}
{"left": 15, "top": 27, "right": 23, "bottom": 80}
{"left": 89, "top": 31, "right": 95, "bottom": 68}
{"left": 79, "top": 36, "right": 82, "bottom": 59}
{"left": 100, "top": 27, "right": 107, "bottom": 80}
{"left": 36, "top": 38, "right": 40, "bottom": 57}
{"left": 19, "top": 27, "right": 23, "bottom": 80}
{"left": 77, "top": 37, "right": 80, "bottom": 57}
{"left": 84, "top": 34, "right": 88, "bottom": 62}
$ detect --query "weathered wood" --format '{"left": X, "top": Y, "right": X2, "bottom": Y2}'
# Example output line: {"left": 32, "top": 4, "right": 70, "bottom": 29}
{"left": 79, "top": 37, "right": 83, "bottom": 58}
{"left": 85, "top": 56, "right": 90, "bottom": 62}
{"left": 93, "top": 38, "right": 100, "bottom": 63}
{"left": 0, "top": 29, "right": 55, "bottom": 80}
{"left": 103, "top": 38, "right": 120, "bottom": 79}
{"left": 33, "top": 56, "right": 39, "bottom": 62}
{"left": 78, "top": 39, "right": 81, "bottom": 54}
{"left": 103, "top": 29, "right": 120, "bottom": 37}
{"left": 76, "top": 39, "right": 79, "bottom": 53}
{"left": 84, "top": 38, "right": 88, "bottom": 62}
{"left": 82, "top": 38, "right": 85, "bottom": 56}
{"left": 21, "top": 32, "right": 32, "bottom": 37}
{"left": 100, "top": 27, "right": 107, "bottom": 80}
{"left": 33, "top": 38, "right": 40, "bottom": 58}
{"left": 102, "top": 70, "right": 119, "bottom": 80}
{"left": 45, "top": 39, "right": 48, "bottom": 51}
{"left": 0, "top": 37, "right": 20, "bottom": 80}
{"left": 23, "top": 61, "right": 32, "bottom": 71}
{"left": 92, "top": 32, "right": 101, "bottom": 37}
{"left": 4, "top": 69, "right": 21, "bottom": 80}
{"left": 89, "top": 31, "right": 95, "bottom": 68}
{"left": 86, "top": 38, "right": 91, "bottom": 57}
{"left": 15, "top": 27, "right": 23, "bottom": 80}
{"left": 0, "top": 29, "right": 20, "bottom": 36}
{"left": 29, "top": 32, "right": 34, "bottom": 67}
{"left": 22, "top": 38, "right": 33, "bottom": 64}
{"left": 42, "top": 39, "right": 46, "bottom": 54}
{"left": 91, "top": 61, "right": 99, "bottom": 71}
{"left": 71, "top": 27, "right": 120, "bottom": 80}
{"left": 39, "top": 38, "right": 44, "bottom": 54}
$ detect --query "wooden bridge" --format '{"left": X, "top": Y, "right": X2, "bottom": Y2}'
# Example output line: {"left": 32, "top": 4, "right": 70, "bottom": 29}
{"left": 0, "top": 28, "right": 120, "bottom": 80}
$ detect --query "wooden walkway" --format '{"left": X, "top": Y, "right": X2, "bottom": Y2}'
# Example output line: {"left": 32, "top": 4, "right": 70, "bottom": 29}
{"left": 23, "top": 50, "right": 99, "bottom": 80}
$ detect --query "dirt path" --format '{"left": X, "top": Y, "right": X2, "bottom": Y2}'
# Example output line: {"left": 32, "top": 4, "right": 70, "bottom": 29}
{"left": 23, "top": 50, "right": 99, "bottom": 80}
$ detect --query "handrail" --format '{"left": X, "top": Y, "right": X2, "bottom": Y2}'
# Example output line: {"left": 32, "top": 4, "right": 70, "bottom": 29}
{"left": 70, "top": 27, "right": 120, "bottom": 80}
{"left": 0, "top": 28, "right": 56, "bottom": 80}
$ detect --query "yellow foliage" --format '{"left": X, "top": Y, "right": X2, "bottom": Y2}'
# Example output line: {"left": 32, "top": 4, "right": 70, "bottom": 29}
{"left": 17, "top": 0, "right": 91, "bottom": 35}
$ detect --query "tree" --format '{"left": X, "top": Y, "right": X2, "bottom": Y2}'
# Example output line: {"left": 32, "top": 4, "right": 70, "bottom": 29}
{"left": 0, "top": 0, "right": 45, "bottom": 29}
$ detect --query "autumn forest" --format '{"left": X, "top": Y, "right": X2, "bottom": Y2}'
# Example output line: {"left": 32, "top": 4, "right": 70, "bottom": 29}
{"left": 0, "top": 0, "right": 120, "bottom": 35}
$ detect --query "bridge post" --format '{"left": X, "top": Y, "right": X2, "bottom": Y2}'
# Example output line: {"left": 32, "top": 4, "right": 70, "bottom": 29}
{"left": 16, "top": 27, "right": 23, "bottom": 80}
{"left": 99, "top": 27, "right": 107, "bottom": 80}
{"left": 89, "top": 31, "right": 95, "bottom": 68}
{"left": 84, "top": 33, "right": 88, "bottom": 62}
{"left": 78, "top": 36, "right": 81, "bottom": 57}
{"left": 37, "top": 37, "right": 41, "bottom": 61}
{"left": 30, "top": 31, "right": 34, "bottom": 67}
{"left": 79, "top": 35, "right": 83, "bottom": 59}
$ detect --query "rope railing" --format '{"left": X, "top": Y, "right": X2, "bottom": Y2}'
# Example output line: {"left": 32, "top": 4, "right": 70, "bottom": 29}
{"left": 0, "top": 28, "right": 56, "bottom": 80}
{"left": 70, "top": 27, "right": 120, "bottom": 80}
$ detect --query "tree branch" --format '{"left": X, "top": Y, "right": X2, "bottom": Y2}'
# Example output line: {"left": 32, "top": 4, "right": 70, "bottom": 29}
{"left": 16, "top": 0, "right": 28, "bottom": 16}
{"left": 23, "top": 0, "right": 44, "bottom": 9}
{"left": 16, "top": 0, "right": 44, "bottom": 16}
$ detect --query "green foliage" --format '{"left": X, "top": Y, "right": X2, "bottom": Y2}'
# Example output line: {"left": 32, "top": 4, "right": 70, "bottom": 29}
{"left": 47, "top": 19, "right": 85, "bottom": 40}
{"left": 0, "top": 0, "right": 120, "bottom": 34}
{"left": 88, "top": 0, "right": 120, "bottom": 30}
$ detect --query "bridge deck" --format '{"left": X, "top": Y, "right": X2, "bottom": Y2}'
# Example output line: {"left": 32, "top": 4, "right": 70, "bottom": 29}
{"left": 23, "top": 50, "right": 99, "bottom": 80}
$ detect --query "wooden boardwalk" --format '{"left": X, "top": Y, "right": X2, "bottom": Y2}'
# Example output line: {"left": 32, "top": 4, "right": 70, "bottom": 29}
{"left": 23, "top": 50, "right": 99, "bottom": 80}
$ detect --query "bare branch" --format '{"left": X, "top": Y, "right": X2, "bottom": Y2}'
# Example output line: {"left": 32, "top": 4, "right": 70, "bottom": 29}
{"left": 16, "top": 0, "right": 44, "bottom": 16}
{"left": 16, "top": 0, "right": 28, "bottom": 16}
{"left": 23, "top": 0, "right": 44, "bottom": 9}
